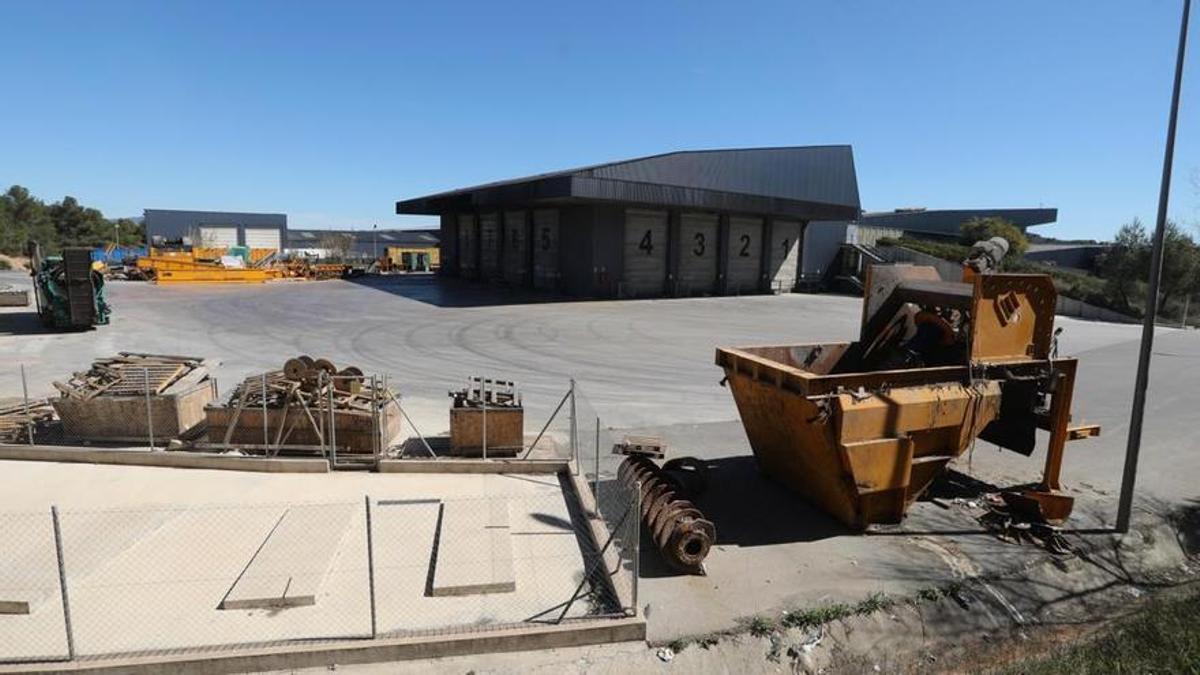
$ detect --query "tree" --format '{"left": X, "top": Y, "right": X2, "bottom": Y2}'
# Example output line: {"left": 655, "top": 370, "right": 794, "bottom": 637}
{"left": 1157, "top": 221, "right": 1200, "bottom": 313}
{"left": 959, "top": 217, "right": 1030, "bottom": 257}
{"left": 318, "top": 232, "right": 355, "bottom": 261}
{"left": 1097, "top": 219, "right": 1149, "bottom": 311}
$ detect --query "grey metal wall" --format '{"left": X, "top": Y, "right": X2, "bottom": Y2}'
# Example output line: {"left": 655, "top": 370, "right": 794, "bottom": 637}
{"left": 144, "top": 209, "right": 286, "bottom": 247}
{"left": 802, "top": 221, "right": 849, "bottom": 278}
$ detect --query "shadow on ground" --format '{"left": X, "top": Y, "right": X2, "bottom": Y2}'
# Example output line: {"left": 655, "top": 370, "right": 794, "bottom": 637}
{"left": 0, "top": 310, "right": 64, "bottom": 336}
{"left": 344, "top": 274, "right": 577, "bottom": 308}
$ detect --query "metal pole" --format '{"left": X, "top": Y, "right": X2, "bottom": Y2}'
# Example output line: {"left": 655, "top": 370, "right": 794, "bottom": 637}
{"left": 20, "top": 363, "right": 33, "bottom": 445}
{"left": 1182, "top": 295, "right": 1191, "bottom": 328}
{"left": 569, "top": 379, "right": 577, "bottom": 474}
{"left": 1117, "top": 0, "right": 1190, "bottom": 534}
{"left": 364, "top": 495, "right": 377, "bottom": 638}
{"left": 51, "top": 506, "right": 76, "bottom": 660}
{"left": 328, "top": 374, "right": 338, "bottom": 467}
{"left": 261, "top": 373, "right": 269, "bottom": 449}
{"left": 594, "top": 416, "right": 601, "bottom": 503}
{"left": 632, "top": 480, "right": 641, "bottom": 615}
{"left": 143, "top": 367, "right": 154, "bottom": 450}
{"left": 481, "top": 376, "right": 488, "bottom": 461}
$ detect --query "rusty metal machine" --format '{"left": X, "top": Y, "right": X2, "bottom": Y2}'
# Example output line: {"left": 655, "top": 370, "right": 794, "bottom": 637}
{"left": 615, "top": 437, "right": 715, "bottom": 573}
{"left": 716, "top": 239, "right": 1100, "bottom": 530}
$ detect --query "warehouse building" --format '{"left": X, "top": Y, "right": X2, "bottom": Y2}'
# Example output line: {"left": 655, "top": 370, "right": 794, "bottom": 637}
{"left": 396, "top": 146, "right": 862, "bottom": 297}
{"left": 286, "top": 228, "right": 439, "bottom": 265}
{"left": 143, "top": 209, "right": 287, "bottom": 251}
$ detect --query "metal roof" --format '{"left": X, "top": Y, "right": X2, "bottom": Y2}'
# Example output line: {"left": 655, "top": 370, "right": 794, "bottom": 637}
{"left": 286, "top": 228, "right": 439, "bottom": 247}
{"left": 396, "top": 146, "right": 861, "bottom": 221}
{"left": 859, "top": 208, "right": 1057, "bottom": 236}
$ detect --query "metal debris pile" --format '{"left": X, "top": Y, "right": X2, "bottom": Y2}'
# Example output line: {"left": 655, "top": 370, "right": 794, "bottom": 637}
{"left": 53, "top": 353, "right": 209, "bottom": 399}
{"left": 449, "top": 376, "right": 521, "bottom": 409}
{"left": 225, "top": 356, "right": 382, "bottom": 411}
{"left": 0, "top": 398, "right": 54, "bottom": 443}
{"left": 978, "top": 493, "right": 1074, "bottom": 555}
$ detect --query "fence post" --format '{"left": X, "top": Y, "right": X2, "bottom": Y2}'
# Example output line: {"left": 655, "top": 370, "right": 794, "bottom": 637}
{"left": 569, "top": 379, "right": 577, "bottom": 474}
{"left": 593, "top": 416, "right": 601, "bottom": 504}
{"left": 143, "top": 367, "right": 154, "bottom": 450}
{"left": 632, "top": 480, "right": 641, "bottom": 616}
{"left": 364, "top": 496, "right": 377, "bottom": 639}
{"left": 50, "top": 506, "right": 76, "bottom": 660}
{"left": 261, "top": 373, "right": 269, "bottom": 449}
{"left": 20, "top": 363, "right": 33, "bottom": 445}
{"left": 481, "top": 376, "right": 488, "bottom": 461}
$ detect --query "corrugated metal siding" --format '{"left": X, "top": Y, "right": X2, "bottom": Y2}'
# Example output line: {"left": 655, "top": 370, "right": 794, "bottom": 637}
{"left": 457, "top": 214, "right": 477, "bottom": 277}
{"left": 622, "top": 209, "right": 667, "bottom": 297}
{"left": 503, "top": 210, "right": 527, "bottom": 286}
{"left": 479, "top": 213, "right": 500, "bottom": 279}
{"left": 677, "top": 212, "right": 718, "bottom": 295}
{"left": 769, "top": 219, "right": 801, "bottom": 292}
{"left": 243, "top": 228, "right": 281, "bottom": 250}
{"left": 726, "top": 216, "right": 763, "bottom": 293}
{"left": 532, "top": 209, "right": 559, "bottom": 290}
{"left": 198, "top": 226, "right": 238, "bottom": 248}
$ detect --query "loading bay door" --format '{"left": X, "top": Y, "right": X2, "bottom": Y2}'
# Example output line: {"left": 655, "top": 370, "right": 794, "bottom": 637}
{"left": 503, "top": 210, "right": 527, "bottom": 286}
{"left": 623, "top": 209, "right": 668, "bottom": 297}
{"left": 677, "top": 213, "right": 718, "bottom": 295}
{"left": 726, "top": 216, "right": 763, "bottom": 294}
{"left": 479, "top": 213, "right": 500, "bottom": 280}
{"left": 532, "top": 209, "right": 559, "bottom": 290}
{"left": 457, "top": 214, "right": 477, "bottom": 278}
{"left": 198, "top": 226, "right": 238, "bottom": 248}
{"left": 769, "top": 219, "right": 801, "bottom": 293}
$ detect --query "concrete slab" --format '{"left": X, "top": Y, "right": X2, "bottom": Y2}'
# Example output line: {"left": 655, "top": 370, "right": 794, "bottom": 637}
{"left": 430, "top": 499, "right": 515, "bottom": 597}
{"left": 220, "top": 503, "right": 358, "bottom": 610}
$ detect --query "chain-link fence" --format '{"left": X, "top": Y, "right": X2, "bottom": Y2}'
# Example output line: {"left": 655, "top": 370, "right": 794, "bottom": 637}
{"left": 0, "top": 485, "right": 638, "bottom": 665}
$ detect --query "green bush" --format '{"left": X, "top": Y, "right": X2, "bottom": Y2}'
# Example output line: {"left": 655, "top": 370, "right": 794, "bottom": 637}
{"left": 0, "top": 258, "right": 10, "bottom": 270}
{"left": 960, "top": 217, "right": 1030, "bottom": 256}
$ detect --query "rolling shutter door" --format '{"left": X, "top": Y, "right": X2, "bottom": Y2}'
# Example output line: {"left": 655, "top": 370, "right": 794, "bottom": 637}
{"left": 726, "top": 216, "right": 763, "bottom": 294}
{"left": 677, "top": 213, "right": 718, "bottom": 295}
{"left": 532, "top": 209, "right": 559, "bottom": 290}
{"left": 457, "top": 214, "right": 477, "bottom": 278}
{"left": 479, "top": 213, "right": 500, "bottom": 280}
{"left": 503, "top": 210, "right": 527, "bottom": 286}
{"left": 198, "top": 226, "right": 238, "bottom": 248}
{"left": 769, "top": 220, "right": 801, "bottom": 293}
{"left": 622, "top": 209, "right": 667, "bottom": 297}
{"left": 244, "top": 227, "right": 281, "bottom": 251}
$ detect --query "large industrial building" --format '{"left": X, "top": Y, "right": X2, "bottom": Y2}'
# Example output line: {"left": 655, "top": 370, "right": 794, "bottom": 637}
{"left": 398, "top": 146, "right": 1058, "bottom": 298}
{"left": 397, "top": 146, "right": 862, "bottom": 297}
{"left": 144, "top": 209, "right": 288, "bottom": 250}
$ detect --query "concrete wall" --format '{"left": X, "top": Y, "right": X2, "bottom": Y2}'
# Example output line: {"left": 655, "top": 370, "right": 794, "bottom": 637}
{"left": 144, "top": 209, "right": 287, "bottom": 247}
{"left": 439, "top": 214, "right": 459, "bottom": 275}
{"left": 1026, "top": 246, "right": 1105, "bottom": 272}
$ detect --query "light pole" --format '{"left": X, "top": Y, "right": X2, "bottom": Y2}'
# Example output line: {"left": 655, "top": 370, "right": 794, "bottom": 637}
{"left": 1116, "top": 0, "right": 1190, "bottom": 534}
{"left": 373, "top": 224, "right": 378, "bottom": 260}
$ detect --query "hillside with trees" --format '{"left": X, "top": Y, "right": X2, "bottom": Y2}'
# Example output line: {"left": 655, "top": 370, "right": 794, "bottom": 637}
{"left": 0, "top": 185, "right": 143, "bottom": 260}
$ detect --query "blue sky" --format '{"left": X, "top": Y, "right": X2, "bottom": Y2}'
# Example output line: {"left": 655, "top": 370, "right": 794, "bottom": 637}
{"left": 1, "top": 1, "right": 1196, "bottom": 240}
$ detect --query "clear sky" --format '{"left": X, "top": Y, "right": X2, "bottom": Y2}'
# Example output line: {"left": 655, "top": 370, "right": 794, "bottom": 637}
{"left": 1, "top": 1, "right": 1196, "bottom": 240}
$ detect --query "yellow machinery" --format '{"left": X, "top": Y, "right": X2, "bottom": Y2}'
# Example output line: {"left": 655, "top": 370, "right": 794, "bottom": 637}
{"left": 716, "top": 240, "right": 1099, "bottom": 530}
{"left": 135, "top": 248, "right": 280, "bottom": 284}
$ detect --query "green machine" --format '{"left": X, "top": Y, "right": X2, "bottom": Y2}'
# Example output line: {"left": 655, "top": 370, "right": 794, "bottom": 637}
{"left": 28, "top": 242, "right": 111, "bottom": 329}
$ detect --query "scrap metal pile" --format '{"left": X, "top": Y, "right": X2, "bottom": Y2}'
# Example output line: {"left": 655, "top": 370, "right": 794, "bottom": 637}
{"left": 211, "top": 356, "right": 393, "bottom": 455}
{"left": 0, "top": 398, "right": 54, "bottom": 443}
{"left": 52, "top": 353, "right": 209, "bottom": 399}
{"left": 716, "top": 237, "right": 1101, "bottom": 531}
{"left": 616, "top": 437, "right": 715, "bottom": 574}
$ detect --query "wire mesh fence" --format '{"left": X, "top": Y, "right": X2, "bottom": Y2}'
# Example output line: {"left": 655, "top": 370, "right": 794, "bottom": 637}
{"left": 0, "top": 485, "right": 639, "bottom": 664}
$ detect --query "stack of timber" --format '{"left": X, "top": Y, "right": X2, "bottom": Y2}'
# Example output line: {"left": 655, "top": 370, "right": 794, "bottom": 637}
{"left": 204, "top": 356, "right": 400, "bottom": 456}
{"left": 51, "top": 352, "right": 217, "bottom": 442}
{"left": 0, "top": 398, "right": 55, "bottom": 444}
